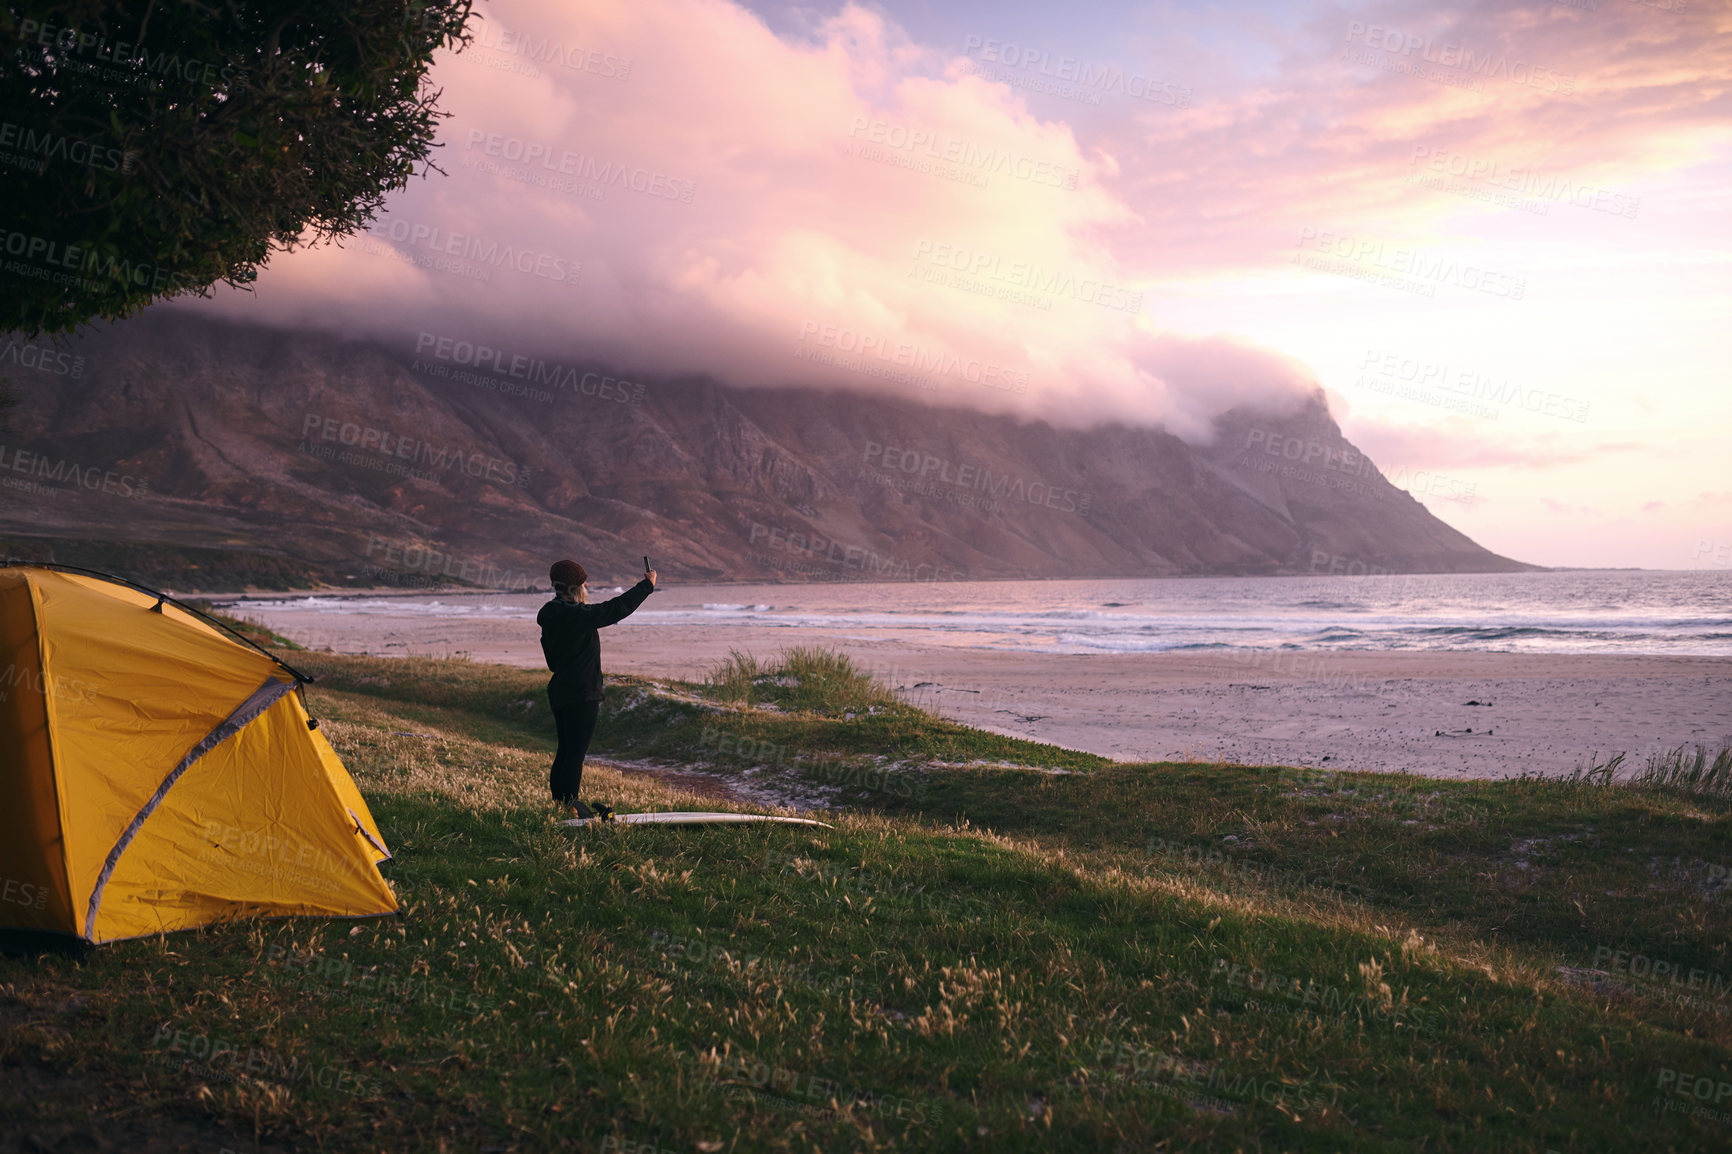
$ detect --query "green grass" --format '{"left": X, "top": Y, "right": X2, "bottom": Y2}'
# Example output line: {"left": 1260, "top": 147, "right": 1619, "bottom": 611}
{"left": 706, "top": 647, "right": 901, "bottom": 716}
{"left": 1559, "top": 746, "right": 1732, "bottom": 803}
{"left": 1630, "top": 746, "right": 1732, "bottom": 801}
{"left": 3, "top": 650, "right": 1730, "bottom": 1152}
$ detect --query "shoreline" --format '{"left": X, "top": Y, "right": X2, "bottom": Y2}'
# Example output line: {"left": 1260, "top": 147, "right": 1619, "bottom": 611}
{"left": 230, "top": 596, "right": 1732, "bottom": 782}
{"left": 194, "top": 563, "right": 1641, "bottom": 602}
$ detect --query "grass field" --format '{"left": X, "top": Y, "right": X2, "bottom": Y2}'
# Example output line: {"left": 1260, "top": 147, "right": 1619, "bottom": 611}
{"left": 3, "top": 647, "right": 1730, "bottom": 1153}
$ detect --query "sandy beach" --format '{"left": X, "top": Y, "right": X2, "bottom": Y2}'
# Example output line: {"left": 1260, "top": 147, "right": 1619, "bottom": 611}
{"left": 232, "top": 593, "right": 1732, "bottom": 782}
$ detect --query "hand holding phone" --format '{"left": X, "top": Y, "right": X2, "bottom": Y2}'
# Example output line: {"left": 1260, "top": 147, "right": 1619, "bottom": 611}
{"left": 644, "top": 556, "right": 657, "bottom": 588}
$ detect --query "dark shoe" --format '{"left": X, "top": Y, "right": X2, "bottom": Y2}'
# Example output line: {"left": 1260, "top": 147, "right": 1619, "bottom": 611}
{"left": 562, "top": 799, "right": 596, "bottom": 820}
{"left": 592, "top": 802, "right": 615, "bottom": 822}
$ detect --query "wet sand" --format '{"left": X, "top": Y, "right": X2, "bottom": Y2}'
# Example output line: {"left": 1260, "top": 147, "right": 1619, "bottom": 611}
{"left": 235, "top": 600, "right": 1732, "bottom": 781}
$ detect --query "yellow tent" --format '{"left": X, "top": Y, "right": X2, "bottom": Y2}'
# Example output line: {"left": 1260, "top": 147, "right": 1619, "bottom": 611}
{"left": 0, "top": 564, "right": 398, "bottom": 943}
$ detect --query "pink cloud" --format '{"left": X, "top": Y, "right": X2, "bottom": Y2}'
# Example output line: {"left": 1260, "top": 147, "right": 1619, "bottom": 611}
{"left": 196, "top": 0, "right": 1332, "bottom": 436}
{"left": 196, "top": 0, "right": 1727, "bottom": 450}
{"left": 1343, "top": 417, "right": 1643, "bottom": 470}
{"left": 1100, "top": 0, "right": 1731, "bottom": 274}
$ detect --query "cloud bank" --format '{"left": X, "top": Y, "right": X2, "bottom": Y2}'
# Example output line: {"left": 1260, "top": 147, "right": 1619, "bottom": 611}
{"left": 199, "top": 0, "right": 1726, "bottom": 455}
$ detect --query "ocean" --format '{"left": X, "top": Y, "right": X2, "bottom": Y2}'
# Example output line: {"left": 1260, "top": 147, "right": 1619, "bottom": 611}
{"left": 235, "top": 570, "right": 1731, "bottom": 657}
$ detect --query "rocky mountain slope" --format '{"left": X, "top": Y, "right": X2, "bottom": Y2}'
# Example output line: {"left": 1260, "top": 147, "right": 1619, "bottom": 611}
{"left": 0, "top": 311, "right": 1526, "bottom": 587}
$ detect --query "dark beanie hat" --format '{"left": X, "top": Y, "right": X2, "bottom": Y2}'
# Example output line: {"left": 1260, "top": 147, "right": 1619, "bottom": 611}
{"left": 550, "top": 559, "right": 588, "bottom": 588}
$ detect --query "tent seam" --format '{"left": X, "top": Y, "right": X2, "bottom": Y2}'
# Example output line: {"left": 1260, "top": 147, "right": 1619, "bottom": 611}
{"left": 81, "top": 676, "right": 295, "bottom": 941}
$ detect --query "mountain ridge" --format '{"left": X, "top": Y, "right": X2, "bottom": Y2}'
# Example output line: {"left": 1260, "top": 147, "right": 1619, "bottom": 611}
{"left": 0, "top": 311, "right": 1529, "bottom": 586}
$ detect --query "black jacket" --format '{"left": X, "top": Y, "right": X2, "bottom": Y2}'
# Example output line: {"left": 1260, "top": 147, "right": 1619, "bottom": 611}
{"left": 538, "top": 579, "right": 654, "bottom": 708}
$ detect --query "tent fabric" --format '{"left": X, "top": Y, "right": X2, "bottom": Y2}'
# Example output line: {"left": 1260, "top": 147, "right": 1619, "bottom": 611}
{"left": 81, "top": 675, "right": 298, "bottom": 939}
{"left": 0, "top": 566, "right": 398, "bottom": 943}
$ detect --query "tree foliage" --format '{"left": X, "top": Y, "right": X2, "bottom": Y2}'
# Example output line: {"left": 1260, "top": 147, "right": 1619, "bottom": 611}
{"left": 0, "top": 0, "right": 474, "bottom": 334}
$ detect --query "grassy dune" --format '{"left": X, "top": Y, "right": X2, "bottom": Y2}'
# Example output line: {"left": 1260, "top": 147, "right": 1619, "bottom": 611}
{"left": 3, "top": 648, "right": 1730, "bottom": 1153}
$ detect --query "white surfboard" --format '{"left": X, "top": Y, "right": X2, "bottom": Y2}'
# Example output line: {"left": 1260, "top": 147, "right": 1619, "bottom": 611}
{"left": 561, "top": 811, "right": 833, "bottom": 829}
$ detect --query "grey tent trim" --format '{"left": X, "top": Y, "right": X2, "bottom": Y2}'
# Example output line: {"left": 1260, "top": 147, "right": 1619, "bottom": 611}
{"left": 348, "top": 809, "right": 392, "bottom": 863}
{"left": 82, "top": 677, "right": 296, "bottom": 941}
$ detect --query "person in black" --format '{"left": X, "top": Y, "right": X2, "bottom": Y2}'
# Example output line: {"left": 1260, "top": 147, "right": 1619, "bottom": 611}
{"left": 538, "top": 557, "right": 656, "bottom": 818}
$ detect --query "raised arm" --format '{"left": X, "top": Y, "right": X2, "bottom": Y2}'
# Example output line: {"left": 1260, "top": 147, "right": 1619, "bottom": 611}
{"left": 592, "top": 576, "right": 655, "bottom": 628}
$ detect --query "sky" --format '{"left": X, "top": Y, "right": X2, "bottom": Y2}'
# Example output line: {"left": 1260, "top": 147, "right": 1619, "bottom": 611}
{"left": 202, "top": 0, "right": 1732, "bottom": 570}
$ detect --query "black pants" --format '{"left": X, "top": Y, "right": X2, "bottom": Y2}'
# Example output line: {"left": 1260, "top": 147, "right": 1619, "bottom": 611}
{"left": 550, "top": 700, "right": 602, "bottom": 811}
